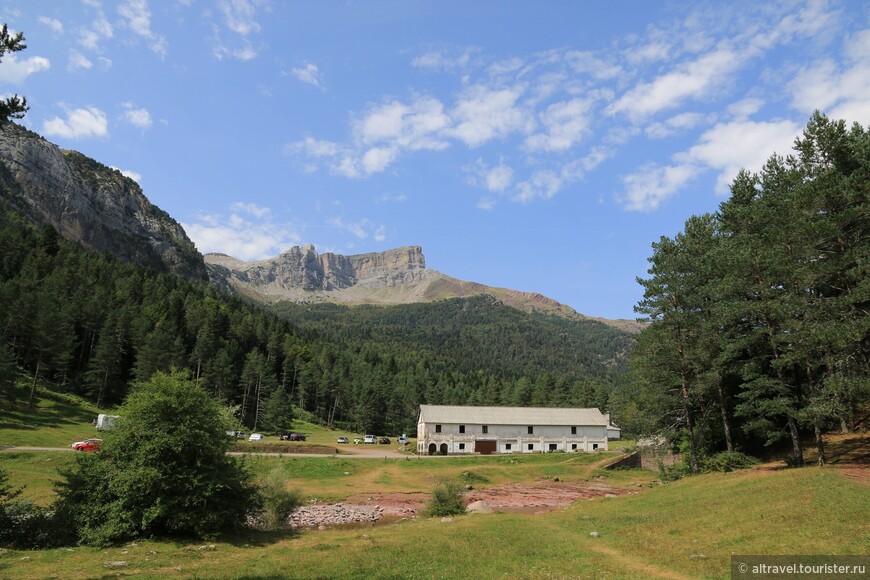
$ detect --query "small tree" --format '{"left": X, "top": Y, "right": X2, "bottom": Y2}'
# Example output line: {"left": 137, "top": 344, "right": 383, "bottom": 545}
{"left": 0, "top": 24, "right": 29, "bottom": 120}
{"left": 54, "top": 370, "right": 262, "bottom": 546}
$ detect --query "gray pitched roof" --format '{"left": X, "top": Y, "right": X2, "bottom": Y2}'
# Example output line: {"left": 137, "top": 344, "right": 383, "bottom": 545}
{"left": 418, "top": 405, "right": 608, "bottom": 426}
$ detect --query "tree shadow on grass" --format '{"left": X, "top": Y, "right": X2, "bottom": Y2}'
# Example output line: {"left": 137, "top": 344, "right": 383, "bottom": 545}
{"left": 1, "top": 391, "right": 96, "bottom": 431}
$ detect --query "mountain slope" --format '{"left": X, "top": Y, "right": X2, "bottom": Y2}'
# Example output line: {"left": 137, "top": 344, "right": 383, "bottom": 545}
{"left": 0, "top": 121, "right": 207, "bottom": 281}
{"left": 205, "top": 245, "right": 643, "bottom": 333}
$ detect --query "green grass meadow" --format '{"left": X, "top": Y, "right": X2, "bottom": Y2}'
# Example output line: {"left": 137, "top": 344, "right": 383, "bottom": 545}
{"left": 1, "top": 389, "right": 867, "bottom": 579}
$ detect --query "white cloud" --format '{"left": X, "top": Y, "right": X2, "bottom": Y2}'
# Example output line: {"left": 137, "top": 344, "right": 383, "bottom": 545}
{"left": 411, "top": 47, "right": 475, "bottom": 71}
{"left": 291, "top": 63, "right": 323, "bottom": 88}
{"left": 645, "top": 112, "right": 709, "bottom": 139}
{"left": 525, "top": 97, "right": 593, "bottom": 152}
{"left": 42, "top": 106, "right": 108, "bottom": 139}
{"left": 564, "top": 50, "right": 622, "bottom": 80}
{"left": 218, "top": 0, "right": 262, "bottom": 36}
{"left": 38, "top": 16, "right": 64, "bottom": 34}
{"left": 620, "top": 118, "right": 800, "bottom": 211}
{"left": 183, "top": 203, "right": 301, "bottom": 261}
{"left": 110, "top": 166, "right": 142, "bottom": 182}
{"left": 329, "top": 217, "right": 384, "bottom": 241}
{"left": 620, "top": 163, "right": 701, "bottom": 212}
{"left": 0, "top": 54, "right": 50, "bottom": 84}
{"left": 476, "top": 197, "right": 496, "bottom": 211}
{"left": 676, "top": 119, "right": 801, "bottom": 193}
{"left": 121, "top": 102, "right": 153, "bottom": 129}
{"left": 357, "top": 97, "right": 451, "bottom": 151}
{"left": 211, "top": 0, "right": 266, "bottom": 61}
{"left": 377, "top": 193, "right": 407, "bottom": 203}
{"left": 513, "top": 170, "right": 563, "bottom": 203}
{"left": 608, "top": 47, "right": 741, "bottom": 120}
{"left": 727, "top": 98, "right": 764, "bottom": 120}
{"left": 361, "top": 146, "right": 398, "bottom": 174}
{"left": 448, "top": 85, "right": 532, "bottom": 147}
{"left": 79, "top": 9, "right": 113, "bottom": 51}
{"left": 788, "top": 29, "right": 870, "bottom": 126}
{"left": 213, "top": 41, "right": 258, "bottom": 62}
{"left": 231, "top": 202, "right": 271, "bottom": 218}
{"left": 118, "top": 0, "right": 168, "bottom": 57}
{"left": 68, "top": 50, "right": 92, "bottom": 71}
{"left": 465, "top": 159, "right": 514, "bottom": 193}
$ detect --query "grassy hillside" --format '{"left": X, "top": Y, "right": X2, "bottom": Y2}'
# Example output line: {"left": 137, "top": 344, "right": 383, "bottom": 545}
{"left": 0, "top": 387, "right": 102, "bottom": 448}
{"left": 0, "top": 459, "right": 864, "bottom": 579}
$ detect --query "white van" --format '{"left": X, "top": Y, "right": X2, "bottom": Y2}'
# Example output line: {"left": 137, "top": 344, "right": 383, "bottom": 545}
{"left": 364, "top": 434, "right": 376, "bottom": 444}
{"left": 248, "top": 433, "right": 264, "bottom": 442}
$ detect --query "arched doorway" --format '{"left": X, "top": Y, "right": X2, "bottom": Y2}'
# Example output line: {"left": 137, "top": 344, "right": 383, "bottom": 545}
{"left": 428, "top": 443, "right": 436, "bottom": 455}
{"left": 439, "top": 443, "right": 448, "bottom": 455}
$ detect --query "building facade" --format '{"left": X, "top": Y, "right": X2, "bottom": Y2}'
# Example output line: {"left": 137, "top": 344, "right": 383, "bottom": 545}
{"left": 416, "top": 405, "right": 612, "bottom": 455}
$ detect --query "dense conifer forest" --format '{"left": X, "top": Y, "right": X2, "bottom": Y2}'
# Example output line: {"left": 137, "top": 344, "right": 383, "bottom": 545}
{"left": 618, "top": 114, "right": 869, "bottom": 468}
{"left": 0, "top": 210, "right": 630, "bottom": 435}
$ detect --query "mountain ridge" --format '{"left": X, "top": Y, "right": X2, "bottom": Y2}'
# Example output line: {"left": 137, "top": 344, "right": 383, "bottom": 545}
{"left": 205, "top": 246, "right": 643, "bottom": 333}
{"left": 0, "top": 121, "right": 207, "bottom": 281}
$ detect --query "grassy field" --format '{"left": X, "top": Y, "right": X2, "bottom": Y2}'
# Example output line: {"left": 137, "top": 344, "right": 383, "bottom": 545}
{"left": 1, "top": 391, "right": 867, "bottom": 579}
{"left": 0, "top": 388, "right": 103, "bottom": 448}
{"left": 0, "top": 462, "right": 865, "bottom": 579}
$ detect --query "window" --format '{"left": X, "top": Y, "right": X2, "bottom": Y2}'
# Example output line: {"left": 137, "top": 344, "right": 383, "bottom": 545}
{"left": 571, "top": 443, "right": 578, "bottom": 450}
{"left": 505, "top": 443, "right": 512, "bottom": 451}
{"left": 459, "top": 443, "right": 465, "bottom": 450}
{"left": 528, "top": 426, "right": 534, "bottom": 434}
{"left": 571, "top": 426, "right": 577, "bottom": 435}
{"left": 592, "top": 443, "right": 599, "bottom": 450}
{"left": 435, "top": 424, "right": 441, "bottom": 433}
{"left": 482, "top": 425, "right": 488, "bottom": 434}
{"left": 528, "top": 443, "right": 534, "bottom": 450}
{"left": 459, "top": 425, "right": 465, "bottom": 434}
{"left": 549, "top": 443, "right": 558, "bottom": 451}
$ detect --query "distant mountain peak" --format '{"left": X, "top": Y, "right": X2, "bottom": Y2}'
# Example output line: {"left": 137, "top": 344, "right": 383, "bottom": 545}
{"left": 205, "top": 245, "right": 643, "bottom": 332}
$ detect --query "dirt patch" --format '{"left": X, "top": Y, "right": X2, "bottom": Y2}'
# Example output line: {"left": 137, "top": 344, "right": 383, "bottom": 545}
{"left": 464, "top": 481, "right": 635, "bottom": 514}
{"left": 291, "top": 481, "right": 635, "bottom": 528}
{"left": 834, "top": 464, "right": 870, "bottom": 485}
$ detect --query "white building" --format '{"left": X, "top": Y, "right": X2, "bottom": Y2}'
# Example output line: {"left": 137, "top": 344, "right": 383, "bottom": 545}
{"left": 416, "top": 404, "right": 611, "bottom": 455}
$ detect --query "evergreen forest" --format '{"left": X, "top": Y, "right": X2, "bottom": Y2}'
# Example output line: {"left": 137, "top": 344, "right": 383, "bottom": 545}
{"left": 0, "top": 210, "right": 629, "bottom": 436}
{"left": 618, "top": 113, "right": 869, "bottom": 469}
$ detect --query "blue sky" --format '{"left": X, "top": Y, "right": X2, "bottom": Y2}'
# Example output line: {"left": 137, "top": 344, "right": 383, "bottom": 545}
{"left": 1, "top": 1, "right": 868, "bottom": 320}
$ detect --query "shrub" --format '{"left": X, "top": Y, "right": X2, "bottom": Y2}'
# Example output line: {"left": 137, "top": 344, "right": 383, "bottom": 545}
{"left": 701, "top": 451, "right": 759, "bottom": 473}
{"left": 425, "top": 480, "right": 465, "bottom": 517}
{"left": 54, "top": 371, "right": 262, "bottom": 546}
{"left": 258, "top": 467, "right": 303, "bottom": 530}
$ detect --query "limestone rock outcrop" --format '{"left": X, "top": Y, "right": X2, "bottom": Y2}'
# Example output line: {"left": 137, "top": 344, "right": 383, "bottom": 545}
{"left": 0, "top": 121, "right": 207, "bottom": 281}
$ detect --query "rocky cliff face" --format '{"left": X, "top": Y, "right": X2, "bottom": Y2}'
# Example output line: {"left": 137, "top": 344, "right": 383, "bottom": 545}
{"left": 206, "top": 244, "right": 434, "bottom": 292}
{"left": 0, "top": 121, "right": 207, "bottom": 281}
{"left": 205, "top": 246, "right": 644, "bottom": 332}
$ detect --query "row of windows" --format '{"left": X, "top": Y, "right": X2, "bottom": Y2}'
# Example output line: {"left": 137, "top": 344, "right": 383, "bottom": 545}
{"left": 434, "top": 425, "right": 581, "bottom": 435}
{"left": 452, "top": 442, "right": 598, "bottom": 451}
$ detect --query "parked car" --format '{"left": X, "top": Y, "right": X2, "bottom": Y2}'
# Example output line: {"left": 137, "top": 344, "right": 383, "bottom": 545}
{"left": 353, "top": 437, "right": 363, "bottom": 444}
{"left": 398, "top": 434, "right": 408, "bottom": 444}
{"left": 378, "top": 437, "right": 391, "bottom": 445}
{"left": 226, "top": 430, "right": 246, "bottom": 439}
{"left": 70, "top": 438, "right": 102, "bottom": 452}
{"left": 279, "top": 432, "right": 306, "bottom": 441}
{"left": 337, "top": 436, "right": 349, "bottom": 444}
{"left": 248, "top": 433, "right": 264, "bottom": 442}
{"left": 364, "top": 434, "right": 376, "bottom": 444}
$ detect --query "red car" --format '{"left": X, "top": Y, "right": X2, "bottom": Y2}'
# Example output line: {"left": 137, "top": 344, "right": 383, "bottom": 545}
{"left": 70, "top": 437, "right": 102, "bottom": 452}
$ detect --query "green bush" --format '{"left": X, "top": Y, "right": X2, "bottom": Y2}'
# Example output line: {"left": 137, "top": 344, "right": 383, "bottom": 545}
{"left": 54, "top": 371, "right": 262, "bottom": 546}
{"left": 258, "top": 467, "right": 303, "bottom": 530}
{"left": 425, "top": 480, "right": 465, "bottom": 517}
{"left": 701, "top": 451, "right": 759, "bottom": 473}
